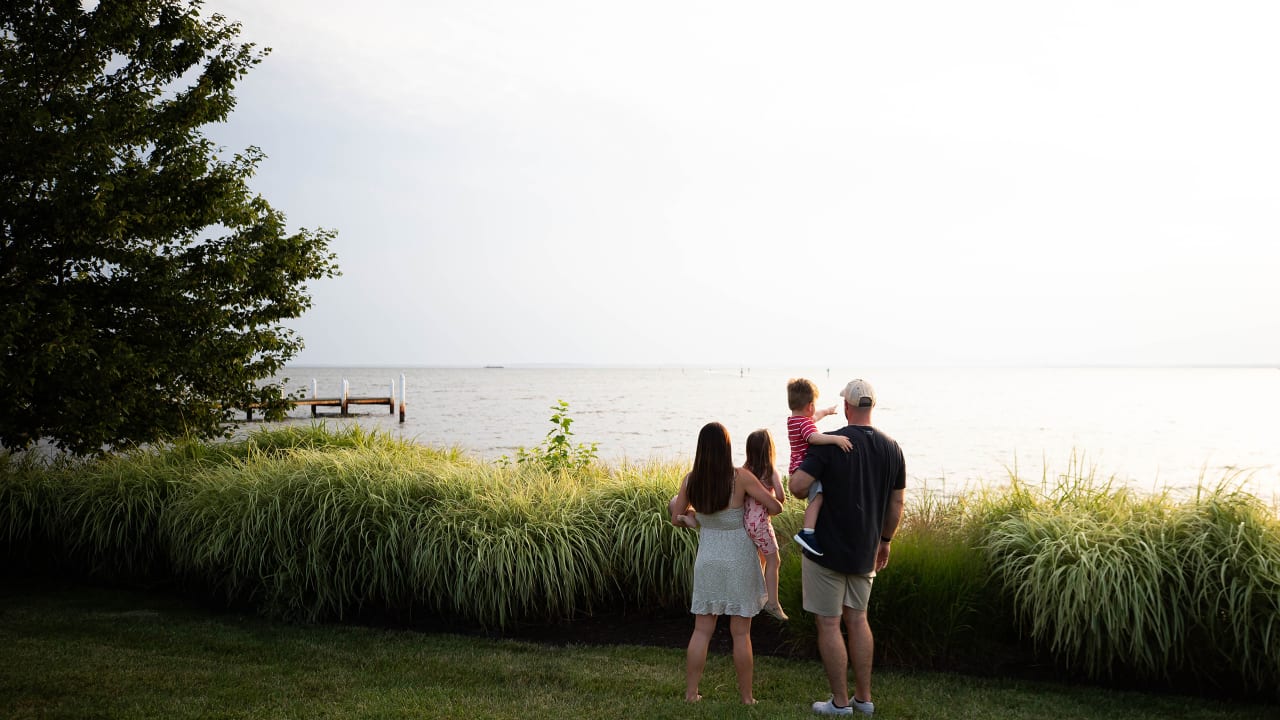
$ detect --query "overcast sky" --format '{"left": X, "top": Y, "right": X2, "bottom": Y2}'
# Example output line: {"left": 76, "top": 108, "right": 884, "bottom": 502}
{"left": 204, "top": 0, "right": 1279, "bottom": 368}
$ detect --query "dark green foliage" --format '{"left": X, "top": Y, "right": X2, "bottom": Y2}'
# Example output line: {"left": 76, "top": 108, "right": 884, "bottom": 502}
{"left": 869, "top": 528, "right": 993, "bottom": 668}
{"left": 0, "top": 453, "right": 52, "bottom": 570}
{"left": 0, "top": 0, "right": 339, "bottom": 455}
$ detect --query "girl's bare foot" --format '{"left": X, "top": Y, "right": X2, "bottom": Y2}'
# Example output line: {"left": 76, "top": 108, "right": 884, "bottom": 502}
{"left": 685, "top": 692, "right": 702, "bottom": 703}
{"left": 763, "top": 601, "right": 789, "bottom": 621}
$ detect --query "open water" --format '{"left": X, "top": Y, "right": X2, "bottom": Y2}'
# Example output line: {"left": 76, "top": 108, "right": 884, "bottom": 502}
{"left": 265, "top": 366, "right": 1280, "bottom": 499}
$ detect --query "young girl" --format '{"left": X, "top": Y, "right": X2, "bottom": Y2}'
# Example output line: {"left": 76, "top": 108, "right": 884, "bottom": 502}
{"left": 742, "top": 429, "right": 788, "bottom": 621}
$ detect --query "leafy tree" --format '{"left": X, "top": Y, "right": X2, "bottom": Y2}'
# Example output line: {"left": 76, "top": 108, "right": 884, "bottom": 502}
{"left": 0, "top": 0, "right": 340, "bottom": 455}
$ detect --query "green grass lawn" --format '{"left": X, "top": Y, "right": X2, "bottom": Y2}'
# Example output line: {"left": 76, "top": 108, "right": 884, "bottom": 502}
{"left": 0, "top": 578, "right": 1272, "bottom": 720}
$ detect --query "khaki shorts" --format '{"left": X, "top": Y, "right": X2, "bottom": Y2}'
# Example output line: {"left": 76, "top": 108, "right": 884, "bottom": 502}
{"left": 801, "top": 556, "right": 875, "bottom": 616}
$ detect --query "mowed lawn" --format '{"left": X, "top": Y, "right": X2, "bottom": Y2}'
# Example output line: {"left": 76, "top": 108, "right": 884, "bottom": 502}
{"left": 0, "top": 578, "right": 1272, "bottom": 720}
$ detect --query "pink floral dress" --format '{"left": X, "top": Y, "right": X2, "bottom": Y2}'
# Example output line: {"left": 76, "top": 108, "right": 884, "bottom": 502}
{"left": 742, "top": 468, "right": 780, "bottom": 556}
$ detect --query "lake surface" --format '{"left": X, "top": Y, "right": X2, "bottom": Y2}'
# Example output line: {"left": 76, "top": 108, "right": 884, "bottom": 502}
{"left": 265, "top": 366, "right": 1280, "bottom": 500}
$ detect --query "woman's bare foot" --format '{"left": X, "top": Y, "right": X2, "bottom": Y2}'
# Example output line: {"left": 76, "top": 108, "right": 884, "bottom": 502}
{"left": 685, "top": 692, "right": 702, "bottom": 703}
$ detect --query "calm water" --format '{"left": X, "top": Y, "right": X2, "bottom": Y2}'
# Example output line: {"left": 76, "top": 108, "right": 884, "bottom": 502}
{"left": 265, "top": 366, "right": 1280, "bottom": 499}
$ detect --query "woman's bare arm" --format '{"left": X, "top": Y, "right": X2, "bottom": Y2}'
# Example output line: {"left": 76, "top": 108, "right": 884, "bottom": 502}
{"left": 740, "top": 468, "right": 782, "bottom": 515}
{"left": 669, "top": 473, "right": 692, "bottom": 526}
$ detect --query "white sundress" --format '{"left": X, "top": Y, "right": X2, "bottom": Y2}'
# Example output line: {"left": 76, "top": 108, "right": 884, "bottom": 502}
{"left": 689, "top": 505, "right": 767, "bottom": 617}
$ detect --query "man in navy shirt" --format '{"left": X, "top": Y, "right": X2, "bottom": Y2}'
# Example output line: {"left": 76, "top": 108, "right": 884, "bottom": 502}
{"left": 789, "top": 378, "right": 906, "bottom": 716}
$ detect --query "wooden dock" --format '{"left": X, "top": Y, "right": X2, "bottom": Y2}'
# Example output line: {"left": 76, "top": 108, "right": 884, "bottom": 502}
{"left": 245, "top": 375, "right": 407, "bottom": 422}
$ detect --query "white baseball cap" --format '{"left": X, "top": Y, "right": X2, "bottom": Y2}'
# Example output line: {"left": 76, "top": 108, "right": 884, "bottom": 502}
{"left": 841, "top": 378, "right": 876, "bottom": 408}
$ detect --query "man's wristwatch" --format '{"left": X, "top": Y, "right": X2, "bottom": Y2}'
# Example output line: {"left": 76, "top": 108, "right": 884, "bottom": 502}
{"left": 880, "top": 536, "right": 893, "bottom": 543}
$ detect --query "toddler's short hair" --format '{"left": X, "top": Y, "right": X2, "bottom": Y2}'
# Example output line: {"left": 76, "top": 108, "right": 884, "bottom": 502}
{"left": 787, "top": 378, "right": 818, "bottom": 411}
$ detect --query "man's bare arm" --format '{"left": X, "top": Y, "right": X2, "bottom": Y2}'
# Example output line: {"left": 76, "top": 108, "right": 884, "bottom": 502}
{"left": 789, "top": 469, "right": 815, "bottom": 499}
{"left": 875, "top": 488, "right": 906, "bottom": 571}
{"left": 881, "top": 488, "right": 905, "bottom": 540}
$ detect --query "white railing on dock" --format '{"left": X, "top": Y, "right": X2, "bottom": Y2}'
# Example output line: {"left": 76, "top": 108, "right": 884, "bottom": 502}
{"left": 243, "top": 376, "right": 406, "bottom": 422}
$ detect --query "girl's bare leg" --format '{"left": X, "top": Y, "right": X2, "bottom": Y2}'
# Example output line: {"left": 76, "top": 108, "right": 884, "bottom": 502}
{"left": 761, "top": 551, "right": 789, "bottom": 620}
{"left": 765, "top": 552, "right": 781, "bottom": 607}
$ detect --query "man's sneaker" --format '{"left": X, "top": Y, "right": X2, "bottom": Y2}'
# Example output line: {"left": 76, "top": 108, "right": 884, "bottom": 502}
{"left": 812, "top": 697, "right": 873, "bottom": 716}
{"left": 812, "top": 698, "right": 852, "bottom": 715}
{"left": 794, "top": 529, "right": 824, "bottom": 556}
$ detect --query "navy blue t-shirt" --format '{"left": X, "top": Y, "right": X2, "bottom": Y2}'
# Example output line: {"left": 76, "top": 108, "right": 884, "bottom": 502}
{"left": 797, "top": 424, "right": 906, "bottom": 575}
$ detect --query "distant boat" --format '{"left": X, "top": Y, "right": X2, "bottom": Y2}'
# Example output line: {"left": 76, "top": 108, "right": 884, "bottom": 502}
{"left": 484, "top": 365, "right": 504, "bottom": 369}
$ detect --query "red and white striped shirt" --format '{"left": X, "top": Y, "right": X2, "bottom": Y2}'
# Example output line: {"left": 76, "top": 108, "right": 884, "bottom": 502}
{"left": 787, "top": 415, "right": 818, "bottom": 474}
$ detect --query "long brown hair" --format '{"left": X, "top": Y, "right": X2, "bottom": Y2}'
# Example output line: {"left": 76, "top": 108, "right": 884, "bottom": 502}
{"left": 687, "top": 422, "right": 734, "bottom": 514}
{"left": 744, "top": 429, "right": 775, "bottom": 490}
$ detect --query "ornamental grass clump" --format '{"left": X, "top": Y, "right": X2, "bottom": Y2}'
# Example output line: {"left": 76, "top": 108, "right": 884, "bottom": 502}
{"left": 163, "top": 439, "right": 611, "bottom": 627}
{"left": 983, "top": 489, "right": 1182, "bottom": 677}
{"left": 1, "top": 424, "right": 710, "bottom": 629}
{"left": 981, "top": 464, "right": 1280, "bottom": 697}
{"left": 426, "top": 461, "right": 613, "bottom": 627}
{"left": 51, "top": 450, "right": 182, "bottom": 580}
{"left": 161, "top": 447, "right": 403, "bottom": 620}
{"left": 1167, "top": 484, "right": 1280, "bottom": 695}
{"left": 0, "top": 452, "right": 53, "bottom": 568}
{"left": 1, "top": 445, "right": 199, "bottom": 579}
{"left": 593, "top": 461, "right": 698, "bottom": 609}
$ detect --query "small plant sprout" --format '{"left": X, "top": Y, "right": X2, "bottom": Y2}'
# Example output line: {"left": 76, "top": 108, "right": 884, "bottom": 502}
{"left": 505, "top": 400, "right": 599, "bottom": 473}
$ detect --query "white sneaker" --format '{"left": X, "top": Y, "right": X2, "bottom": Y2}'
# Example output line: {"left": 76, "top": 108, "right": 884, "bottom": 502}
{"left": 812, "top": 698, "right": 852, "bottom": 716}
{"left": 850, "top": 697, "right": 875, "bottom": 715}
{"left": 812, "top": 696, "right": 874, "bottom": 716}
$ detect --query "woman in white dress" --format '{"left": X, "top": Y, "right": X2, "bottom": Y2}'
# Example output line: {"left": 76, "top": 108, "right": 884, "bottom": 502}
{"left": 669, "top": 422, "right": 783, "bottom": 705}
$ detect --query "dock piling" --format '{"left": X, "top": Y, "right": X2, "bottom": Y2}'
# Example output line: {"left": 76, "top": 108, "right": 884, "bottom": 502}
{"left": 398, "top": 373, "right": 406, "bottom": 423}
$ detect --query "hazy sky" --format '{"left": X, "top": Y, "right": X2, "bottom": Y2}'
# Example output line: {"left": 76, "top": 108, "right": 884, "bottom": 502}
{"left": 205, "top": 0, "right": 1279, "bottom": 367}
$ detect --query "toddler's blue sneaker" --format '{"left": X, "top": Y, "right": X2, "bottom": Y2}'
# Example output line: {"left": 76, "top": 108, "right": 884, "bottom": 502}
{"left": 794, "top": 529, "right": 824, "bottom": 556}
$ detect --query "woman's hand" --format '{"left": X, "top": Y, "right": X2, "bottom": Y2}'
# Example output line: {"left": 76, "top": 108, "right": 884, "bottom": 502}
{"left": 669, "top": 473, "right": 692, "bottom": 526}
{"left": 740, "top": 468, "right": 782, "bottom": 515}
